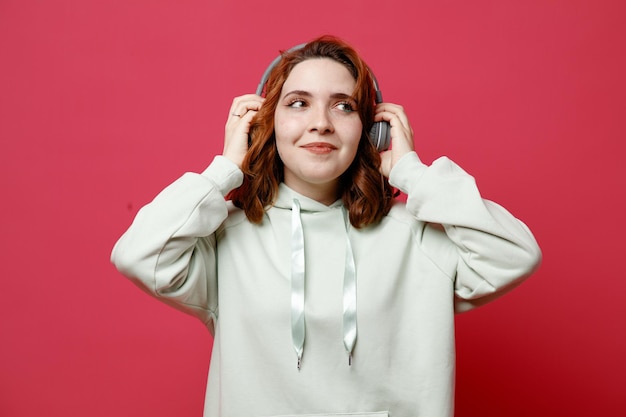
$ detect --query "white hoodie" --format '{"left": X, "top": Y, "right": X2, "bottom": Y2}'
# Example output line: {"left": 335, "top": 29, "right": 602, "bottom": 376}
{"left": 111, "top": 151, "right": 541, "bottom": 417}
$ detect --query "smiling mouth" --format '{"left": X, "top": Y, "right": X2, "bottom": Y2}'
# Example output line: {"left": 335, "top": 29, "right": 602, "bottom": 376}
{"left": 301, "top": 142, "right": 337, "bottom": 154}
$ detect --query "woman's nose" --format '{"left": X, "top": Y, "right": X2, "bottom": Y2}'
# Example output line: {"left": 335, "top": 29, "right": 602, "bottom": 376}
{"left": 307, "top": 106, "right": 334, "bottom": 134}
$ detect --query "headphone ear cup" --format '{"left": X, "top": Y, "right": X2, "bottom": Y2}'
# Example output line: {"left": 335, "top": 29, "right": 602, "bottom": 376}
{"left": 369, "top": 121, "right": 391, "bottom": 152}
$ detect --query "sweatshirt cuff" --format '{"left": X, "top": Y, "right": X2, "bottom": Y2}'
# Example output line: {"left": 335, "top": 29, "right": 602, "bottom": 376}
{"left": 201, "top": 156, "right": 244, "bottom": 196}
{"left": 388, "top": 151, "right": 428, "bottom": 194}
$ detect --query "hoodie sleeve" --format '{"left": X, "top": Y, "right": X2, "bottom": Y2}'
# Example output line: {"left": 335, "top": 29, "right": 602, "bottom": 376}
{"left": 388, "top": 152, "right": 542, "bottom": 312}
{"left": 110, "top": 156, "right": 244, "bottom": 327}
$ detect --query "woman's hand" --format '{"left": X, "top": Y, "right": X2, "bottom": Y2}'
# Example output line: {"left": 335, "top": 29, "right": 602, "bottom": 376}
{"left": 223, "top": 94, "right": 265, "bottom": 168}
{"left": 375, "top": 102, "right": 415, "bottom": 178}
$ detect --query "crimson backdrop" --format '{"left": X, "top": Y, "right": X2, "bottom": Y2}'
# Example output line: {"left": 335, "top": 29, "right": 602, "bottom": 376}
{"left": 1, "top": 1, "right": 624, "bottom": 416}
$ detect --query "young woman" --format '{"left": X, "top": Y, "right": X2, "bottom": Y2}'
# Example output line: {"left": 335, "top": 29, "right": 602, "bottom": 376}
{"left": 112, "top": 35, "right": 541, "bottom": 417}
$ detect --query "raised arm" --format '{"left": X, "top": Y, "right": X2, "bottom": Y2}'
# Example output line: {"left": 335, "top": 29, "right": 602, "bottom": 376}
{"left": 377, "top": 102, "right": 541, "bottom": 311}
{"left": 110, "top": 157, "right": 243, "bottom": 327}
{"left": 389, "top": 152, "right": 541, "bottom": 312}
{"left": 110, "top": 94, "right": 262, "bottom": 326}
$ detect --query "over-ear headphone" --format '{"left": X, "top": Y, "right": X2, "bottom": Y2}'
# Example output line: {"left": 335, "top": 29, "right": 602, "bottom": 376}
{"left": 255, "top": 44, "right": 391, "bottom": 152}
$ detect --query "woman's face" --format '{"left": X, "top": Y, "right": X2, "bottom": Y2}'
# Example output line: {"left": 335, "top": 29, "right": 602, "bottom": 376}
{"left": 274, "top": 58, "right": 363, "bottom": 203}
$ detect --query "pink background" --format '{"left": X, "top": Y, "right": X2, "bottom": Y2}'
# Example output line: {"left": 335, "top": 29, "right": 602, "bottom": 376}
{"left": 1, "top": 0, "right": 624, "bottom": 416}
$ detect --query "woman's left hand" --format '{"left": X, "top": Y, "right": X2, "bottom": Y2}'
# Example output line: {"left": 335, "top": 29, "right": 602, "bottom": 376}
{"left": 375, "top": 102, "right": 415, "bottom": 178}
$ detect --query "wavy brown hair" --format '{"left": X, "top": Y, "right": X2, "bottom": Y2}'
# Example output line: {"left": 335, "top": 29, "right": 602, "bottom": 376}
{"left": 228, "top": 35, "right": 395, "bottom": 228}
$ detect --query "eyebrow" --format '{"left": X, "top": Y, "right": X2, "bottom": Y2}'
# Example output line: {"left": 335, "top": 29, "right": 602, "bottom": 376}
{"left": 282, "top": 90, "right": 356, "bottom": 101}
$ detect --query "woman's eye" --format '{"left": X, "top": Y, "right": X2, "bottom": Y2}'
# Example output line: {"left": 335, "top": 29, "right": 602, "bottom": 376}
{"left": 337, "top": 102, "right": 355, "bottom": 113}
{"left": 288, "top": 100, "right": 306, "bottom": 108}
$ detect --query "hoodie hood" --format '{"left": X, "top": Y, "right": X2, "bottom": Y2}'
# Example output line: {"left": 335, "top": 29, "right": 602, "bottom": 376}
{"left": 273, "top": 183, "right": 357, "bottom": 370}
{"left": 273, "top": 183, "right": 345, "bottom": 211}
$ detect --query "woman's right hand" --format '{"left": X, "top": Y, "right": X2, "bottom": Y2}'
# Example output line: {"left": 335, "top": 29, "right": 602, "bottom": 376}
{"left": 222, "top": 94, "right": 265, "bottom": 168}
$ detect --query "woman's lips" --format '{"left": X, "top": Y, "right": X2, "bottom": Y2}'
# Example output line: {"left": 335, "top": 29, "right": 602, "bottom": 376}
{"left": 301, "top": 142, "right": 337, "bottom": 154}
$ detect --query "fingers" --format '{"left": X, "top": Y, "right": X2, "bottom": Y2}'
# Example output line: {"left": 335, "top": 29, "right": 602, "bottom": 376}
{"left": 223, "top": 94, "right": 265, "bottom": 168}
{"left": 227, "top": 94, "right": 265, "bottom": 123}
{"left": 374, "top": 102, "right": 415, "bottom": 177}
{"left": 225, "top": 94, "right": 265, "bottom": 138}
{"left": 374, "top": 103, "right": 413, "bottom": 136}
{"left": 375, "top": 102, "right": 414, "bottom": 150}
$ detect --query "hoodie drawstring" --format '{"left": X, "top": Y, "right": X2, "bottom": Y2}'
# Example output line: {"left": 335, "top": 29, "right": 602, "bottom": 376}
{"left": 342, "top": 206, "right": 358, "bottom": 366}
{"left": 290, "top": 198, "right": 358, "bottom": 370}
{"left": 291, "top": 199, "right": 305, "bottom": 370}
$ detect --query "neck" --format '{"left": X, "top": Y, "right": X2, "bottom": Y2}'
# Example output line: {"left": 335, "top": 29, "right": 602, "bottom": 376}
{"left": 284, "top": 179, "right": 341, "bottom": 206}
